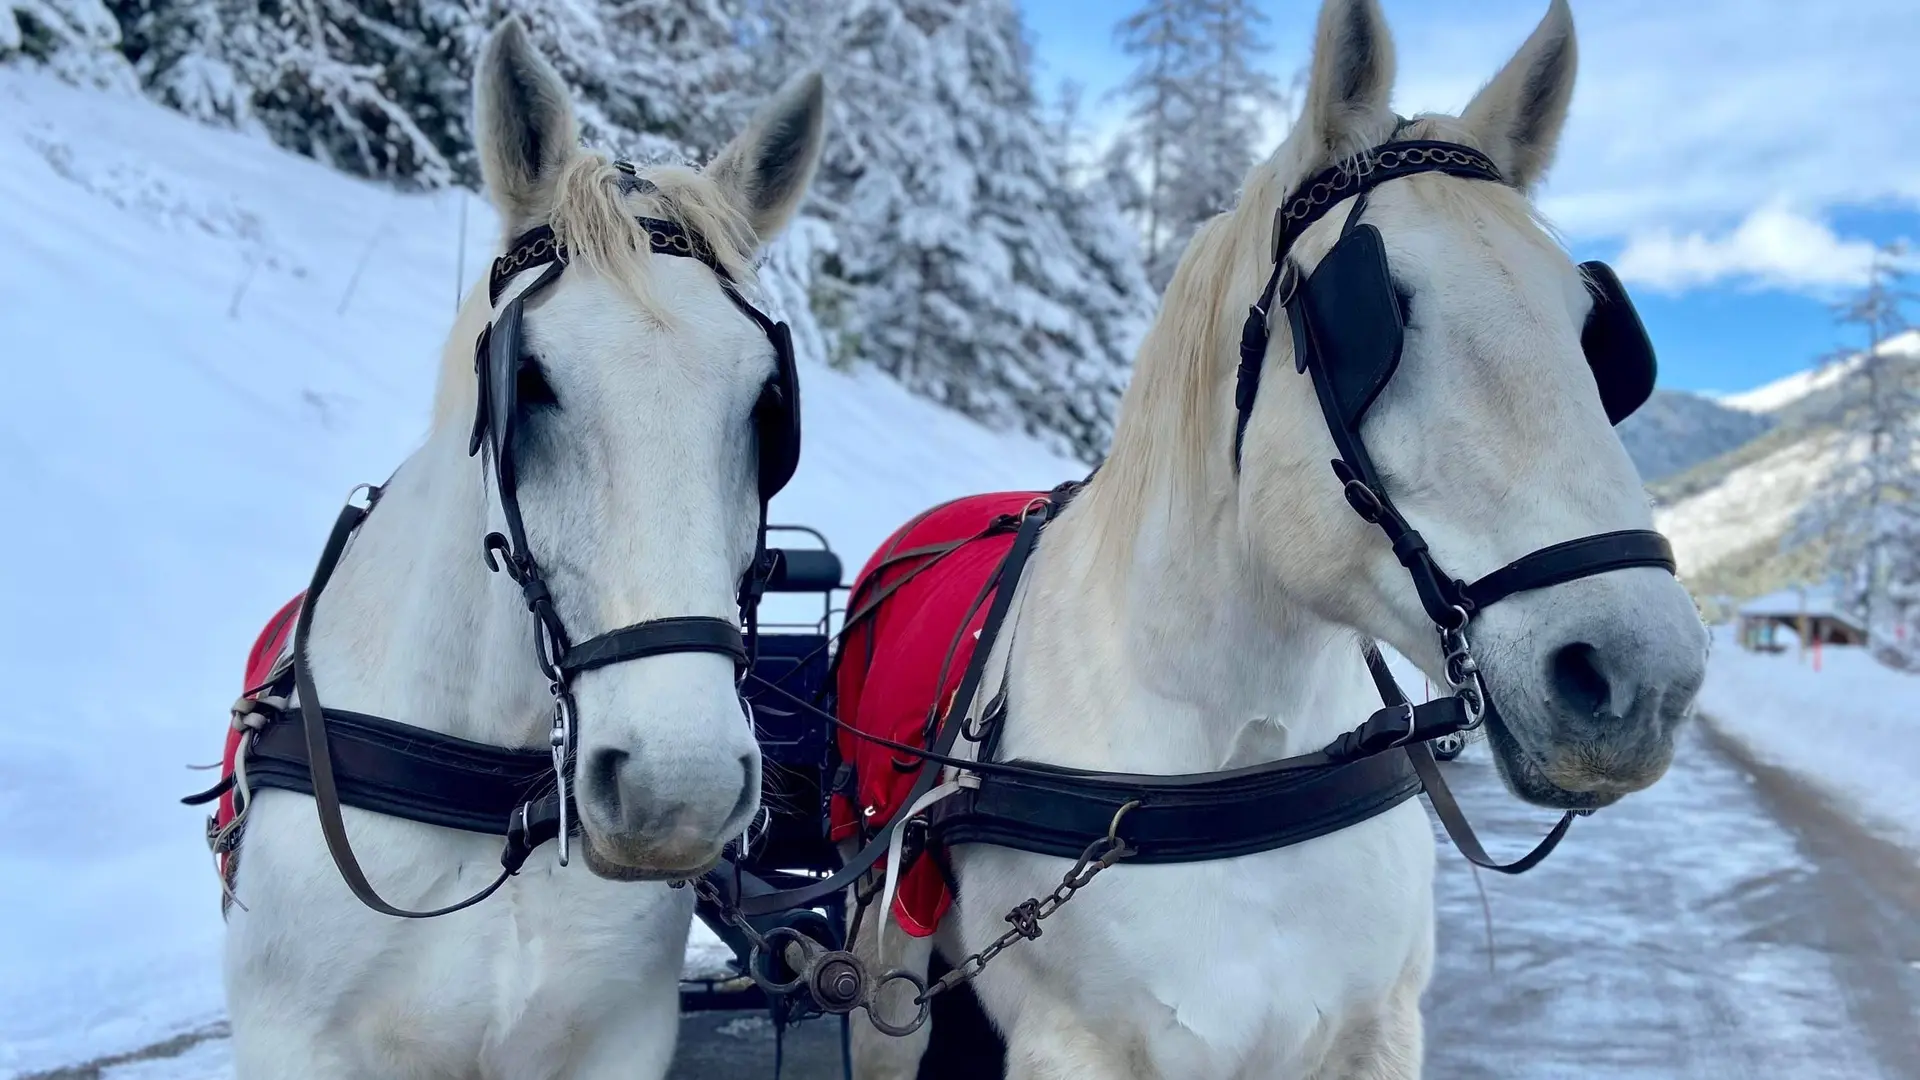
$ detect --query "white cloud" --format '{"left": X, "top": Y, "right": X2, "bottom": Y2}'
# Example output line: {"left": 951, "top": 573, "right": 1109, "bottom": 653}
{"left": 1613, "top": 203, "right": 1886, "bottom": 294}
{"left": 1381, "top": 0, "right": 1920, "bottom": 242}
{"left": 1035, "top": 0, "right": 1920, "bottom": 255}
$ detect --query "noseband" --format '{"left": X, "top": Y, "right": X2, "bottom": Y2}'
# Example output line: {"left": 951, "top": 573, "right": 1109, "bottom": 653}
{"left": 1233, "top": 129, "right": 1677, "bottom": 729}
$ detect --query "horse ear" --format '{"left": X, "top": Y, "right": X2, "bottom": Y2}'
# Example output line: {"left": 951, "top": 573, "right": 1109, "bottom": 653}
{"left": 707, "top": 71, "right": 827, "bottom": 247}
{"left": 474, "top": 17, "right": 579, "bottom": 233}
{"left": 1461, "top": 0, "right": 1578, "bottom": 190}
{"left": 1299, "top": 0, "right": 1397, "bottom": 159}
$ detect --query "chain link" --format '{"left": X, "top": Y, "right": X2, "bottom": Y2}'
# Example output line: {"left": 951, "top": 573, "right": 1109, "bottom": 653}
{"left": 1441, "top": 622, "right": 1487, "bottom": 729}
{"left": 915, "top": 818, "right": 1136, "bottom": 1007}
{"left": 684, "top": 804, "right": 1139, "bottom": 1036}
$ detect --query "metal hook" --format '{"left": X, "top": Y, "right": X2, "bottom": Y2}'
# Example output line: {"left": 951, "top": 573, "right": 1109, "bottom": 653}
{"left": 1107, "top": 799, "right": 1141, "bottom": 849}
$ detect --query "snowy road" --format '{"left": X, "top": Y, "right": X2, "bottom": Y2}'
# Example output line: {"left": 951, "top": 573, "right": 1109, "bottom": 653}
{"left": 30, "top": 722, "right": 1919, "bottom": 1079}
{"left": 666, "top": 722, "right": 1920, "bottom": 1080}
{"left": 1421, "top": 721, "right": 1920, "bottom": 1080}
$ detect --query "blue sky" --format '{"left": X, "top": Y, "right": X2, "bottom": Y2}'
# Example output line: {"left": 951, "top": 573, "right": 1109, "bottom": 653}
{"left": 1017, "top": 0, "right": 1920, "bottom": 397}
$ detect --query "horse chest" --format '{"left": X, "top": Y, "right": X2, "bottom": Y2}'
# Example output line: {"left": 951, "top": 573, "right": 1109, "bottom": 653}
{"left": 953, "top": 798, "right": 1434, "bottom": 1074}
{"left": 228, "top": 800, "right": 689, "bottom": 1074}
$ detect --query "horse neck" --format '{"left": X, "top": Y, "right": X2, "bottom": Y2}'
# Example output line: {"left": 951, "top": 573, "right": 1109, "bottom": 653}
{"left": 301, "top": 426, "right": 550, "bottom": 748}
{"left": 997, "top": 478, "right": 1376, "bottom": 775}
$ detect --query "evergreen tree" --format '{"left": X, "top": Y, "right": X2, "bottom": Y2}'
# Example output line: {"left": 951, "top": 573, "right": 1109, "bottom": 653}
{"left": 1110, "top": 0, "right": 1287, "bottom": 287}
{"left": 750, "top": 0, "right": 1153, "bottom": 461}
{"left": 4, "top": 0, "right": 133, "bottom": 87}
{"left": 1794, "top": 242, "right": 1920, "bottom": 668}
{"left": 114, "top": 0, "right": 747, "bottom": 188}
{"left": 101, "top": 0, "right": 1157, "bottom": 459}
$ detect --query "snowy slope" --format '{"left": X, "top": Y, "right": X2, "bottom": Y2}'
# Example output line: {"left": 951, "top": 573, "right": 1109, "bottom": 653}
{"left": 1650, "top": 334, "right": 1920, "bottom": 605}
{"left": 1718, "top": 353, "right": 1867, "bottom": 414}
{"left": 1654, "top": 429, "right": 1857, "bottom": 579}
{"left": 0, "top": 69, "right": 1085, "bottom": 1076}
{"left": 1718, "top": 330, "right": 1920, "bottom": 423}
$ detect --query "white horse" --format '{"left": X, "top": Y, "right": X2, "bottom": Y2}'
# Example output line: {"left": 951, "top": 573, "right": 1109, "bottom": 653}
{"left": 222, "top": 21, "right": 825, "bottom": 1078}
{"left": 852, "top": 0, "right": 1707, "bottom": 1077}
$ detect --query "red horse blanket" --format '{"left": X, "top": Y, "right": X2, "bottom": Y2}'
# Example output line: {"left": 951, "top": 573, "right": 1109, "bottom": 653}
{"left": 829, "top": 491, "right": 1044, "bottom": 936}
{"left": 212, "top": 593, "right": 304, "bottom": 886}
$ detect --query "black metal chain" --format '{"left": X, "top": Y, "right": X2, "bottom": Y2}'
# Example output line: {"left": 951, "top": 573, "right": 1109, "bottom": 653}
{"left": 915, "top": 822, "right": 1135, "bottom": 1007}
{"left": 686, "top": 802, "right": 1137, "bottom": 1037}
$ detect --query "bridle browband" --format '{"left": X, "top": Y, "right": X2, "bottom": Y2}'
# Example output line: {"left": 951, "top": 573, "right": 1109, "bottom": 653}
{"left": 234, "top": 181, "right": 799, "bottom": 919}
{"left": 1234, "top": 129, "right": 1677, "bottom": 729}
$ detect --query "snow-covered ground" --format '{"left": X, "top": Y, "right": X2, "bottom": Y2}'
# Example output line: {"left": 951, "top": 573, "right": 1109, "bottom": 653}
{"left": 0, "top": 69, "right": 1083, "bottom": 1077}
{"left": 1698, "top": 624, "right": 1920, "bottom": 860}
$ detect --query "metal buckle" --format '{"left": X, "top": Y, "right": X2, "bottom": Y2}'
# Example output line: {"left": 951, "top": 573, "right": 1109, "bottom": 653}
{"left": 1385, "top": 702, "right": 1417, "bottom": 747}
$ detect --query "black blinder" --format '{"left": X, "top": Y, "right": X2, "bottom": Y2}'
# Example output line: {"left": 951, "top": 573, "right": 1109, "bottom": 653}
{"left": 1297, "top": 224, "right": 1405, "bottom": 431}
{"left": 754, "top": 320, "right": 802, "bottom": 502}
{"left": 1577, "top": 261, "right": 1657, "bottom": 425}
{"left": 470, "top": 291, "right": 528, "bottom": 496}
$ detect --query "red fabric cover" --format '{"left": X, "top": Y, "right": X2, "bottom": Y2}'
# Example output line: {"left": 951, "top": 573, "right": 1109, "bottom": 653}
{"left": 214, "top": 594, "right": 304, "bottom": 879}
{"left": 830, "top": 491, "right": 1044, "bottom": 936}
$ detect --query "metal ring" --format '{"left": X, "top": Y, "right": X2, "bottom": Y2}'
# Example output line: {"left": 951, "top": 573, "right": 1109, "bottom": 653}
{"left": 868, "top": 969, "right": 932, "bottom": 1037}
{"left": 748, "top": 927, "right": 813, "bottom": 996}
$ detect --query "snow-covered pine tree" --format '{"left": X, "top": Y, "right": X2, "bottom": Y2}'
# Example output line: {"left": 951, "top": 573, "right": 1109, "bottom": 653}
{"left": 4, "top": 0, "right": 133, "bottom": 88}
{"left": 1111, "top": 0, "right": 1287, "bottom": 288}
{"left": 747, "top": 0, "right": 1153, "bottom": 461}
{"left": 1794, "top": 242, "right": 1920, "bottom": 668}
{"left": 115, "top": 0, "right": 748, "bottom": 187}
{"left": 1110, "top": 0, "right": 1196, "bottom": 276}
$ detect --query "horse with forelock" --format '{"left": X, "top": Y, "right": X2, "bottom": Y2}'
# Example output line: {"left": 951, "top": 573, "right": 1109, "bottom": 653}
{"left": 216, "top": 19, "right": 826, "bottom": 1078}
{"left": 839, "top": 0, "right": 1707, "bottom": 1077}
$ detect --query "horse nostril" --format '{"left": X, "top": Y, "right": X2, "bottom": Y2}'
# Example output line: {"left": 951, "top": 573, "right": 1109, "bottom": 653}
{"left": 587, "top": 748, "right": 628, "bottom": 810}
{"left": 1550, "top": 642, "right": 1611, "bottom": 718}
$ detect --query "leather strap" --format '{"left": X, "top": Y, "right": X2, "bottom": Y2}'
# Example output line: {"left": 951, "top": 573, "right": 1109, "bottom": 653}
{"left": 728, "top": 507, "right": 1053, "bottom": 918}
{"left": 1361, "top": 648, "right": 1576, "bottom": 874}
{"left": 560, "top": 616, "right": 747, "bottom": 675}
{"left": 227, "top": 705, "right": 561, "bottom": 836}
{"left": 926, "top": 747, "right": 1421, "bottom": 863}
{"left": 1407, "top": 742, "right": 1574, "bottom": 875}
{"left": 1460, "top": 530, "right": 1675, "bottom": 611}
{"left": 292, "top": 496, "right": 533, "bottom": 919}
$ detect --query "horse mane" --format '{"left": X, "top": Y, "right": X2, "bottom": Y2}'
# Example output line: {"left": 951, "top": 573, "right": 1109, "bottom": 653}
{"left": 430, "top": 149, "right": 759, "bottom": 433}
{"left": 1078, "top": 113, "right": 1562, "bottom": 576}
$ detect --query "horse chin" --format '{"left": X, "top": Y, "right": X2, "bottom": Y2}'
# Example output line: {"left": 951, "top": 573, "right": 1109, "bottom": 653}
{"left": 1480, "top": 700, "right": 1628, "bottom": 813}
{"left": 579, "top": 836, "right": 721, "bottom": 883}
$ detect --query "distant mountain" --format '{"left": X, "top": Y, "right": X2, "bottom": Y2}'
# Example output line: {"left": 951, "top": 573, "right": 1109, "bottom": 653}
{"left": 1617, "top": 390, "right": 1775, "bottom": 483}
{"left": 1652, "top": 334, "right": 1920, "bottom": 609}
{"left": 1719, "top": 330, "right": 1920, "bottom": 429}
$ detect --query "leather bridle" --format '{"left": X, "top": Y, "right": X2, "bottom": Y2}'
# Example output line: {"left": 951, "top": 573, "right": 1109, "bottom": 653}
{"left": 277, "top": 187, "right": 799, "bottom": 919}
{"left": 1234, "top": 132, "right": 1678, "bottom": 746}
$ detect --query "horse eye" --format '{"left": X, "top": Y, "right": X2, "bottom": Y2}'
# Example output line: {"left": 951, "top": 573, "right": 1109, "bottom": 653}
{"left": 516, "top": 358, "right": 558, "bottom": 410}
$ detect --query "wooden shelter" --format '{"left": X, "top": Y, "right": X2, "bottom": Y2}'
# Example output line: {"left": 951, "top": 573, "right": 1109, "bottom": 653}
{"left": 1735, "top": 586, "right": 1867, "bottom": 652}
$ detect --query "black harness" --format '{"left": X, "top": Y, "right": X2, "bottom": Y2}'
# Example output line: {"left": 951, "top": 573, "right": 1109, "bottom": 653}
{"left": 187, "top": 179, "right": 801, "bottom": 918}
{"left": 693, "top": 131, "right": 1677, "bottom": 1031}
